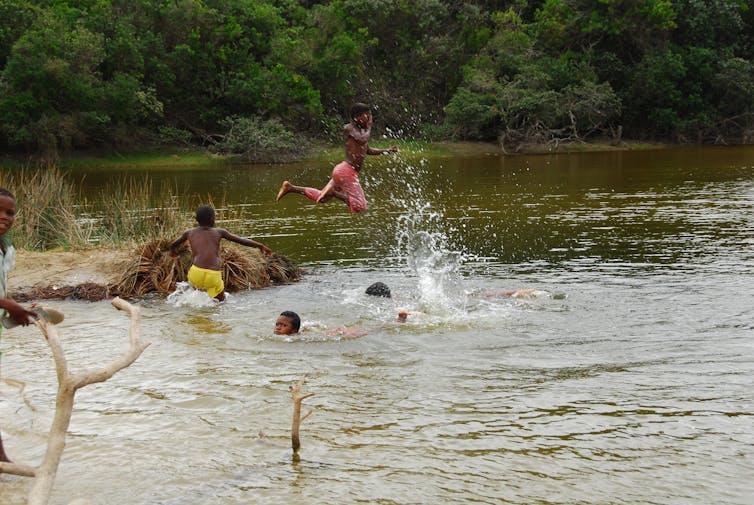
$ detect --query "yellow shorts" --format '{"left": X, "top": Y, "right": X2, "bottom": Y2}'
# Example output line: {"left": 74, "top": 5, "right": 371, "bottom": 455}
{"left": 188, "top": 265, "right": 225, "bottom": 298}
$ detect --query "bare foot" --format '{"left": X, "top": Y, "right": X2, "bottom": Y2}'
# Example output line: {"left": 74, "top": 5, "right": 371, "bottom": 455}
{"left": 316, "top": 180, "right": 335, "bottom": 203}
{"left": 276, "top": 181, "right": 291, "bottom": 201}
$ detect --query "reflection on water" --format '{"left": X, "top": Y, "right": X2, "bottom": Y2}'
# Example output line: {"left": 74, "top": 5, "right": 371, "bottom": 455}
{"left": 1, "top": 147, "right": 754, "bottom": 504}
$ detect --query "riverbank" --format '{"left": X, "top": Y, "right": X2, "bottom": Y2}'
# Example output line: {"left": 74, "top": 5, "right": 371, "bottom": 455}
{"left": 10, "top": 248, "right": 131, "bottom": 301}
{"left": 0, "top": 139, "right": 674, "bottom": 169}
{"left": 10, "top": 245, "right": 300, "bottom": 302}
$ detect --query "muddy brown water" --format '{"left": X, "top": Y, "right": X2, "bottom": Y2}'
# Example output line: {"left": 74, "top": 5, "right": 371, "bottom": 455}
{"left": 1, "top": 146, "right": 753, "bottom": 504}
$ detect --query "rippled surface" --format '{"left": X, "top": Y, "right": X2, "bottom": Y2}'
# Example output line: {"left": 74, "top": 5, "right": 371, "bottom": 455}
{"left": 2, "top": 146, "right": 754, "bottom": 504}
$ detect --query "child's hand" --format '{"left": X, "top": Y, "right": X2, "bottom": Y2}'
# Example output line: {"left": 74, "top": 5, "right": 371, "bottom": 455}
{"left": 388, "top": 146, "right": 399, "bottom": 154}
{"left": 168, "top": 248, "right": 179, "bottom": 258}
{"left": 5, "top": 300, "right": 35, "bottom": 326}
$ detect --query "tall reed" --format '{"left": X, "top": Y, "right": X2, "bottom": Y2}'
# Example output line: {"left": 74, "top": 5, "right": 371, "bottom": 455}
{"left": 1, "top": 167, "right": 236, "bottom": 250}
{"left": 94, "top": 176, "right": 191, "bottom": 246}
{"left": 0, "top": 167, "right": 91, "bottom": 250}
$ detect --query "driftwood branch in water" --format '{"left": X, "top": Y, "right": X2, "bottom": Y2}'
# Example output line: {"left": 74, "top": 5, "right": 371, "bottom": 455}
{"left": 0, "top": 297, "right": 150, "bottom": 505}
{"left": 289, "top": 376, "right": 314, "bottom": 455}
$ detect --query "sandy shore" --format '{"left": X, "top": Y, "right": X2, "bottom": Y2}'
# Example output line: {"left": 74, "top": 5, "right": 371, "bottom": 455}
{"left": 10, "top": 248, "right": 131, "bottom": 293}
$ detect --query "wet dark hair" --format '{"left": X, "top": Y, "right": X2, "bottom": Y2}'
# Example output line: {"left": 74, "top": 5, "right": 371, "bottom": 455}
{"left": 195, "top": 205, "right": 215, "bottom": 226}
{"left": 0, "top": 188, "right": 15, "bottom": 199}
{"left": 365, "top": 282, "right": 391, "bottom": 298}
{"left": 350, "top": 102, "right": 371, "bottom": 120}
{"left": 280, "top": 311, "right": 301, "bottom": 331}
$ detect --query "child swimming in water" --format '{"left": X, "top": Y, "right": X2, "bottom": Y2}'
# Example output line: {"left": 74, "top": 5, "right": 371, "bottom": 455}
{"left": 274, "top": 311, "right": 301, "bottom": 335}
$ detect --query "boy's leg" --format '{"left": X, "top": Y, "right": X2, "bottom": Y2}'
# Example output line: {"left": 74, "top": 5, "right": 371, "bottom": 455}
{"left": 328, "top": 161, "right": 366, "bottom": 213}
{"left": 315, "top": 179, "right": 335, "bottom": 203}
{"left": 276, "top": 181, "right": 331, "bottom": 203}
{"left": 345, "top": 184, "right": 367, "bottom": 213}
{"left": 339, "top": 174, "right": 367, "bottom": 213}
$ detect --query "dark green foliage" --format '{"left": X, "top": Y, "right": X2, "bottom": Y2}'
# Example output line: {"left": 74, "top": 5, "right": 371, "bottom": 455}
{"left": 215, "top": 115, "right": 305, "bottom": 162}
{"left": 0, "top": 0, "right": 752, "bottom": 155}
{"left": 444, "top": 8, "right": 621, "bottom": 146}
{"left": 0, "top": 0, "right": 38, "bottom": 68}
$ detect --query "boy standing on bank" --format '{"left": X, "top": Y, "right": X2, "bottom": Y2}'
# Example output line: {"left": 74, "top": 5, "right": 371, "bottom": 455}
{"left": 169, "top": 205, "right": 272, "bottom": 301}
{"left": 276, "top": 103, "right": 398, "bottom": 213}
{"left": 0, "top": 188, "right": 36, "bottom": 463}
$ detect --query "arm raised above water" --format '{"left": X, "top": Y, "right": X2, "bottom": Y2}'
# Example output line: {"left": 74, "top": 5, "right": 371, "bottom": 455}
{"left": 219, "top": 228, "right": 272, "bottom": 255}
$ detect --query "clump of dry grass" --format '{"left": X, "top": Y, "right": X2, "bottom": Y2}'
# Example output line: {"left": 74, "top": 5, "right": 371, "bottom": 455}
{"left": 115, "top": 239, "right": 301, "bottom": 298}
{"left": 3, "top": 168, "right": 304, "bottom": 301}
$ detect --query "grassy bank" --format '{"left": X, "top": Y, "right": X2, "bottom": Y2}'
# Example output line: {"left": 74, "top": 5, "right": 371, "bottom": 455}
{"left": 0, "top": 167, "right": 206, "bottom": 251}
{"left": 0, "top": 139, "right": 676, "bottom": 171}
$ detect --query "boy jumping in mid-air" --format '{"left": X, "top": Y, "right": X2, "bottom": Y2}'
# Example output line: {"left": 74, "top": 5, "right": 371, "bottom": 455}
{"left": 276, "top": 103, "right": 398, "bottom": 213}
{"left": 169, "top": 205, "right": 272, "bottom": 301}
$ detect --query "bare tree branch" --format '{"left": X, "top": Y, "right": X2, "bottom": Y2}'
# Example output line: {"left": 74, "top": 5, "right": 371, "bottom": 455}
{"left": 0, "top": 297, "right": 149, "bottom": 505}
{"left": 289, "top": 376, "right": 314, "bottom": 456}
{"left": 0, "top": 460, "right": 36, "bottom": 477}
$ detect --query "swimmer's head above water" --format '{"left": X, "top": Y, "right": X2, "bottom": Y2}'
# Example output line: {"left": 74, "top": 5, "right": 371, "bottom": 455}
{"left": 275, "top": 311, "right": 301, "bottom": 335}
{"left": 365, "top": 282, "right": 391, "bottom": 298}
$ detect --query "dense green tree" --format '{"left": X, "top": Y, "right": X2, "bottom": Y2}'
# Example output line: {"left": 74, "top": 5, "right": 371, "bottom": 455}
{"left": 0, "top": 11, "right": 109, "bottom": 154}
{"left": 444, "top": 8, "right": 621, "bottom": 146}
{"left": 0, "top": 0, "right": 39, "bottom": 68}
{"left": 0, "top": 0, "right": 751, "bottom": 154}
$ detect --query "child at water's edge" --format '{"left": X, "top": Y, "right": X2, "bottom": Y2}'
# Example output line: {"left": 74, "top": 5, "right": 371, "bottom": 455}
{"left": 169, "top": 205, "right": 272, "bottom": 301}
{"left": 276, "top": 103, "right": 399, "bottom": 213}
{"left": 0, "top": 188, "right": 36, "bottom": 463}
{"left": 275, "top": 311, "right": 301, "bottom": 335}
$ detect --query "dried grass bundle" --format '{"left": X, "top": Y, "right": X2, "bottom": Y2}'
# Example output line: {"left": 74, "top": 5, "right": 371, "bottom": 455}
{"left": 115, "top": 239, "right": 189, "bottom": 297}
{"left": 15, "top": 240, "right": 301, "bottom": 301}
{"left": 115, "top": 239, "right": 300, "bottom": 298}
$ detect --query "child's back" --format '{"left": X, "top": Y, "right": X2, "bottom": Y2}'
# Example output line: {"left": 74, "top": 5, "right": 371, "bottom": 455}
{"left": 169, "top": 205, "right": 271, "bottom": 301}
{"left": 185, "top": 226, "right": 224, "bottom": 270}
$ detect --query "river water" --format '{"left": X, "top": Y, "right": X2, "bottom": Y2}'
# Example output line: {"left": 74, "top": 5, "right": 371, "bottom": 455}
{"left": 1, "top": 146, "right": 753, "bottom": 504}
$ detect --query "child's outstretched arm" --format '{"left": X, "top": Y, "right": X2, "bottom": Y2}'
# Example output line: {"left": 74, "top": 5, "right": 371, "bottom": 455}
{"left": 220, "top": 229, "right": 272, "bottom": 255}
{"left": 168, "top": 231, "right": 189, "bottom": 257}
{"left": 367, "top": 145, "right": 399, "bottom": 155}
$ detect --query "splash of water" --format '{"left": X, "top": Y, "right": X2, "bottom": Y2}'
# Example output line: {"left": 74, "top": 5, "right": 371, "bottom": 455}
{"left": 398, "top": 210, "right": 465, "bottom": 314}
{"left": 167, "top": 282, "right": 219, "bottom": 308}
{"left": 379, "top": 156, "right": 467, "bottom": 315}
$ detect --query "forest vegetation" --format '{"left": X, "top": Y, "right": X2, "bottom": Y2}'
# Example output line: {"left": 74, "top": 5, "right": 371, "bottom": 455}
{"left": 1, "top": 0, "right": 753, "bottom": 160}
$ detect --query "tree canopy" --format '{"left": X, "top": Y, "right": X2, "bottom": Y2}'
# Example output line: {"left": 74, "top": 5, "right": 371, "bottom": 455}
{"left": 1, "top": 0, "right": 752, "bottom": 156}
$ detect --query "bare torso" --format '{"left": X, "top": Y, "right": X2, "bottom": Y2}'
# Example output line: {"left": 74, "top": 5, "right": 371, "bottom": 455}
{"left": 343, "top": 122, "right": 370, "bottom": 171}
{"left": 187, "top": 227, "right": 223, "bottom": 270}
